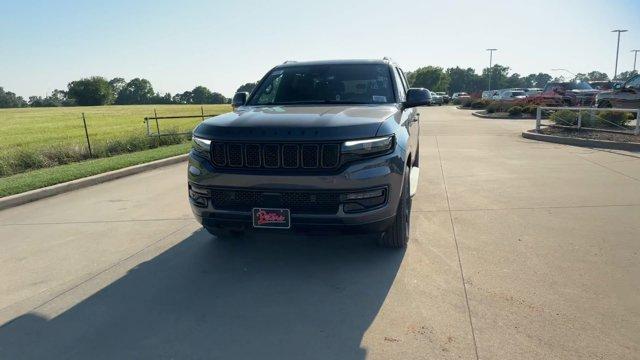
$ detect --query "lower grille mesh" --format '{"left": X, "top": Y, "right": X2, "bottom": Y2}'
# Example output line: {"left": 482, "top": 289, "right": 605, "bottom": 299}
{"left": 210, "top": 189, "right": 340, "bottom": 214}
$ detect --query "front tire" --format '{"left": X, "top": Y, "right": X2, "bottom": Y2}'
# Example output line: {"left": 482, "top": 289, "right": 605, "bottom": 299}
{"left": 379, "top": 166, "right": 411, "bottom": 248}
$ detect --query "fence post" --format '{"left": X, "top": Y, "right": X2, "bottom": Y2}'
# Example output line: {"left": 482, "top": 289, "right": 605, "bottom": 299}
{"left": 201, "top": 106, "right": 205, "bottom": 121}
{"left": 82, "top": 113, "right": 92, "bottom": 157}
{"left": 144, "top": 117, "right": 150, "bottom": 136}
{"left": 536, "top": 107, "right": 541, "bottom": 132}
{"left": 153, "top": 109, "right": 160, "bottom": 136}
{"left": 577, "top": 111, "right": 582, "bottom": 129}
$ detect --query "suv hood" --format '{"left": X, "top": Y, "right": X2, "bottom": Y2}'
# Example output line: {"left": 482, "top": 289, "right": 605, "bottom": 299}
{"left": 193, "top": 105, "right": 399, "bottom": 141}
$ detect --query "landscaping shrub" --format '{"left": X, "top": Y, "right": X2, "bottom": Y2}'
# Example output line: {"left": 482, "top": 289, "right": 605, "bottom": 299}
{"left": 452, "top": 98, "right": 462, "bottom": 105}
{"left": 486, "top": 102, "right": 499, "bottom": 113}
{"left": 508, "top": 106, "right": 523, "bottom": 116}
{"left": 471, "top": 99, "right": 490, "bottom": 109}
{"left": 550, "top": 109, "right": 577, "bottom": 126}
{"left": 598, "top": 111, "right": 631, "bottom": 128}
{"left": 460, "top": 98, "right": 473, "bottom": 108}
{"left": 521, "top": 105, "right": 538, "bottom": 116}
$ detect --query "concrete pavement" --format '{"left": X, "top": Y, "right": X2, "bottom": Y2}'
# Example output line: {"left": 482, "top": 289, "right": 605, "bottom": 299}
{"left": 0, "top": 106, "right": 638, "bottom": 359}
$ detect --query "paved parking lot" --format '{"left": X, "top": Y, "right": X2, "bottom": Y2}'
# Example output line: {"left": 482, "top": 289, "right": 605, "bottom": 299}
{"left": 1, "top": 106, "right": 639, "bottom": 359}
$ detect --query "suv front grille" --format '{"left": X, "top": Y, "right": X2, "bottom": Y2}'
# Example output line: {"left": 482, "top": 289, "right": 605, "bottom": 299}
{"left": 210, "top": 189, "right": 340, "bottom": 214}
{"left": 210, "top": 142, "right": 341, "bottom": 171}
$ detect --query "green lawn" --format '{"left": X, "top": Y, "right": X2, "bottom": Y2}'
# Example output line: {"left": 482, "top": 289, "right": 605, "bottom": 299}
{"left": 0, "top": 143, "right": 191, "bottom": 197}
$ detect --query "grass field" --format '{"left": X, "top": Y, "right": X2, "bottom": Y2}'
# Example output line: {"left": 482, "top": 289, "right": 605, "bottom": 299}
{"left": 0, "top": 104, "right": 230, "bottom": 153}
{"left": 0, "top": 104, "right": 231, "bottom": 178}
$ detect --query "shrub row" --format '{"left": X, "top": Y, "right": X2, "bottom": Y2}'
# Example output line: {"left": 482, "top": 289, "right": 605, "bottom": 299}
{"left": 460, "top": 98, "right": 538, "bottom": 117}
{"left": 0, "top": 130, "right": 189, "bottom": 177}
{"left": 549, "top": 110, "right": 633, "bottom": 128}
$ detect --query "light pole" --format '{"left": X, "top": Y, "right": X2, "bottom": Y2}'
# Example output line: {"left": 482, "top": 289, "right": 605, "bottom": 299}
{"left": 612, "top": 29, "right": 628, "bottom": 79}
{"left": 486, "top": 48, "right": 497, "bottom": 91}
{"left": 632, "top": 49, "right": 640, "bottom": 72}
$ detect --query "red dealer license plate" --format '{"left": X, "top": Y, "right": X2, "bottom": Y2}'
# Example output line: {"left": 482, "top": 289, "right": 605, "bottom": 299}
{"left": 252, "top": 208, "right": 291, "bottom": 229}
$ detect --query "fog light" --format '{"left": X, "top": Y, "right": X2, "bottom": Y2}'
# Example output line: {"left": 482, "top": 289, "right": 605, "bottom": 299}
{"left": 342, "top": 188, "right": 386, "bottom": 213}
{"left": 189, "top": 187, "right": 208, "bottom": 207}
{"left": 342, "top": 189, "right": 384, "bottom": 201}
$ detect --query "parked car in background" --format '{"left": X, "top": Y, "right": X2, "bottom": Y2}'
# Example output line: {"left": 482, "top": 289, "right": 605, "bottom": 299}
{"left": 589, "top": 81, "right": 623, "bottom": 91}
{"left": 429, "top": 91, "right": 443, "bottom": 105}
{"left": 452, "top": 92, "right": 470, "bottom": 101}
{"left": 530, "top": 82, "right": 600, "bottom": 106}
{"left": 595, "top": 74, "right": 640, "bottom": 109}
{"left": 436, "top": 92, "right": 450, "bottom": 103}
{"left": 524, "top": 88, "right": 542, "bottom": 97}
{"left": 496, "top": 89, "right": 527, "bottom": 101}
{"left": 482, "top": 90, "right": 499, "bottom": 99}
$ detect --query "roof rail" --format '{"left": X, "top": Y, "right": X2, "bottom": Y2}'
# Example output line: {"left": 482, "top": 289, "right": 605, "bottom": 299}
{"left": 382, "top": 57, "right": 394, "bottom": 62}
{"left": 282, "top": 60, "right": 297, "bottom": 64}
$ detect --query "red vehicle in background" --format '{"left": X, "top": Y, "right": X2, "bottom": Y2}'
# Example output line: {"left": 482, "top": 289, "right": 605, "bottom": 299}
{"left": 530, "top": 82, "right": 600, "bottom": 106}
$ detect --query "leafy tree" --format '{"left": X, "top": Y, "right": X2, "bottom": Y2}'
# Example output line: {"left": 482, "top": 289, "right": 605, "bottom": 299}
{"left": 109, "top": 77, "right": 126, "bottom": 97}
{"left": 587, "top": 71, "right": 609, "bottom": 81}
{"left": 482, "top": 64, "right": 510, "bottom": 90}
{"left": 0, "top": 87, "right": 27, "bottom": 108}
{"left": 236, "top": 82, "right": 257, "bottom": 94}
{"left": 115, "top": 78, "right": 155, "bottom": 104}
{"left": 409, "top": 66, "right": 448, "bottom": 91}
{"left": 173, "top": 91, "right": 192, "bottom": 104}
{"left": 575, "top": 73, "right": 589, "bottom": 82}
{"left": 28, "top": 89, "right": 74, "bottom": 107}
{"left": 210, "top": 92, "right": 227, "bottom": 104}
{"left": 67, "top": 76, "right": 113, "bottom": 106}
{"left": 532, "top": 73, "right": 552, "bottom": 88}
{"left": 446, "top": 67, "right": 479, "bottom": 93}
{"left": 615, "top": 70, "right": 638, "bottom": 81}
{"left": 191, "top": 86, "right": 213, "bottom": 104}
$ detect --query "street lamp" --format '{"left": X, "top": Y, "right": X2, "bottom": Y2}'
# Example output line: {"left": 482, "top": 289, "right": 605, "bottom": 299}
{"left": 612, "top": 29, "right": 628, "bottom": 79}
{"left": 486, "top": 48, "right": 497, "bottom": 91}
{"left": 632, "top": 49, "right": 640, "bottom": 72}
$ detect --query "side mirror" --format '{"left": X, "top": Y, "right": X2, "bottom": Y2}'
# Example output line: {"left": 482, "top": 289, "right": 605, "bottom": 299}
{"left": 404, "top": 88, "right": 430, "bottom": 108}
{"left": 232, "top": 92, "right": 249, "bottom": 108}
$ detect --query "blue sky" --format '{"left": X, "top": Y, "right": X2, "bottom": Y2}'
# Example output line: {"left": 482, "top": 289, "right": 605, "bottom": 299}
{"left": 1, "top": 0, "right": 639, "bottom": 98}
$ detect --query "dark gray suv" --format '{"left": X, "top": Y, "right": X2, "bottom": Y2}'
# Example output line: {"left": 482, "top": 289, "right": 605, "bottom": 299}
{"left": 188, "top": 59, "right": 428, "bottom": 247}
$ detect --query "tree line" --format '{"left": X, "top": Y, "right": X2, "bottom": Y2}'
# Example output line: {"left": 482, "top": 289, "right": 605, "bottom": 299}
{"left": 0, "top": 77, "right": 260, "bottom": 108}
{"left": 406, "top": 65, "right": 638, "bottom": 94}
{"left": 2, "top": 66, "right": 638, "bottom": 108}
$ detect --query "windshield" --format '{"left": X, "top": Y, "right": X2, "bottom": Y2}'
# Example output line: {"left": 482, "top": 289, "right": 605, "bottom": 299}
{"left": 248, "top": 64, "right": 396, "bottom": 105}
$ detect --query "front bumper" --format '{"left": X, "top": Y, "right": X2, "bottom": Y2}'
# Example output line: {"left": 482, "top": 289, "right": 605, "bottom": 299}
{"left": 187, "top": 146, "right": 406, "bottom": 233}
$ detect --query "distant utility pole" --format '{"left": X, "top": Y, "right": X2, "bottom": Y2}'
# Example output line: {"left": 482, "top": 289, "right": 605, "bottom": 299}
{"left": 632, "top": 49, "right": 640, "bottom": 72}
{"left": 486, "top": 48, "right": 497, "bottom": 91}
{"left": 612, "top": 29, "right": 628, "bottom": 79}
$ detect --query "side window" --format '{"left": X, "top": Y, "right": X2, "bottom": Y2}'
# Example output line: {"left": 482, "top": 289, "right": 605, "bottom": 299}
{"left": 393, "top": 67, "right": 406, "bottom": 101}
{"left": 256, "top": 72, "right": 283, "bottom": 105}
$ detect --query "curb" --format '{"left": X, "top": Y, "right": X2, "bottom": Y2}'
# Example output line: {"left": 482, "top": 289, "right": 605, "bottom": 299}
{"left": 0, "top": 154, "right": 189, "bottom": 211}
{"left": 521, "top": 130, "right": 640, "bottom": 152}
{"left": 472, "top": 111, "right": 535, "bottom": 120}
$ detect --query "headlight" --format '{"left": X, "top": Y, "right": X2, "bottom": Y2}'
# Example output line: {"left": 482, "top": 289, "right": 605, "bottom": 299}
{"left": 341, "top": 136, "right": 394, "bottom": 157}
{"left": 192, "top": 136, "right": 211, "bottom": 155}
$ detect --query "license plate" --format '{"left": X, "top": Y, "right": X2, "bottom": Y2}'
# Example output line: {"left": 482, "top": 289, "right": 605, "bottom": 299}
{"left": 252, "top": 208, "right": 291, "bottom": 229}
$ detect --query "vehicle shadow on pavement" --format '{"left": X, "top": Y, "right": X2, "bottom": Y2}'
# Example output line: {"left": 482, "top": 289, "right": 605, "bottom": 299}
{"left": 0, "top": 229, "right": 405, "bottom": 359}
